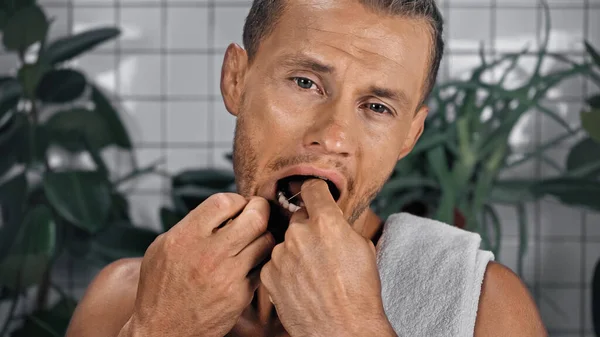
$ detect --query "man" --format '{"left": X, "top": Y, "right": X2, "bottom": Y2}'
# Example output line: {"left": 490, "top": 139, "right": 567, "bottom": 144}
{"left": 66, "top": 0, "right": 548, "bottom": 336}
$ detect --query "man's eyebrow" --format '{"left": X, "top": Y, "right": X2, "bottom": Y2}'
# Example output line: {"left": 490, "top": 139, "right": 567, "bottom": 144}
{"left": 280, "top": 54, "right": 335, "bottom": 74}
{"left": 368, "top": 86, "right": 411, "bottom": 111}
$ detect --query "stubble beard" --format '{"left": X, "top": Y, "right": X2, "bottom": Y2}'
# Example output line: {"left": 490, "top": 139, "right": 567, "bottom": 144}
{"left": 231, "top": 96, "right": 384, "bottom": 226}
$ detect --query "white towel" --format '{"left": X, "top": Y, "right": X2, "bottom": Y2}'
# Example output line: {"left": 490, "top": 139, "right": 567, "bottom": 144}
{"left": 376, "top": 213, "right": 495, "bottom": 337}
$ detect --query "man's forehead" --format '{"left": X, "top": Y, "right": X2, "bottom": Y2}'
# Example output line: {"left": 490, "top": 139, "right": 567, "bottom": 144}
{"left": 283, "top": 2, "right": 429, "bottom": 45}
{"left": 264, "top": 1, "right": 432, "bottom": 79}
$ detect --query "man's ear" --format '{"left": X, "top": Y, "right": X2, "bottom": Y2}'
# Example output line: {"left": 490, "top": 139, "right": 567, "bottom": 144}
{"left": 221, "top": 43, "right": 248, "bottom": 117}
{"left": 398, "top": 105, "right": 429, "bottom": 160}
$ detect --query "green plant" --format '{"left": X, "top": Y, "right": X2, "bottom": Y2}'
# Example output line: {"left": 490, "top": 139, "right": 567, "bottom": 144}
{"left": 0, "top": 1, "right": 159, "bottom": 336}
{"left": 160, "top": 167, "right": 237, "bottom": 232}
{"left": 372, "top": 6, "right": 600, "bottom": 276}
{"left": 580, "top": 41, "right": 600, "bottom": 337}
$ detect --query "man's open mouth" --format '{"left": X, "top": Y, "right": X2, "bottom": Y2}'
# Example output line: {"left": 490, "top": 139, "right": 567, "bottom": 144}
{"left": 275, "top": 175, "right": 341, "bottom": 213}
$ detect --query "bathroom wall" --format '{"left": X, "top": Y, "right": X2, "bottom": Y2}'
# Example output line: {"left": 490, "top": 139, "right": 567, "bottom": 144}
{"left": 11, "top": 0, "right": 600, "bottom": 335}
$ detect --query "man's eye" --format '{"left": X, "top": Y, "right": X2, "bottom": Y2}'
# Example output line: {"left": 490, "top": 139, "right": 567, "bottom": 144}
{"left": 294, "top": 77, "right": 315, "bottom": 90}
{"left": 366, "top": 103, "right": 391, "bottom": 114}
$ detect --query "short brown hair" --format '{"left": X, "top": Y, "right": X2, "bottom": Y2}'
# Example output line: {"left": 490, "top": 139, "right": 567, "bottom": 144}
{"left": 242, "top": 0, "right": 445, "bottom": 105}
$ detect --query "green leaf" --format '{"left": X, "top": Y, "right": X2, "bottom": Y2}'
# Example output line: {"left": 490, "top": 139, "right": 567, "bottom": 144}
{"left": 588, "top": 95, "right": 600, "bottom": 109}
{"left": 566, "top": 137, "right": 600, "bottom": 178}
{"left": 515, "top": 203, "right": 528, "bottom": 277}
{"left": 0, "top": 173, "right": 27, "bottom": 261}
{"left": 43, "top": 171, "right": 112, "bottom": 233}
{"left": 2, "top": 5, "right": 48, "bottom": 52}
{"left": 582, "top": 108, "right": 600, "bottom": 143}
{"left": 10, "top": 297, "right": 77, "bottom": 337}
{"left": 90, "top": 223, "right": 158, "bottom": 262}
{"left": 0, "top": 77, "right": 22, "bottom": 122}
{"left": 172, "top": 168, "right": 235, "bottom": 189}
{"left": 375, "top": 189, "right": 425, "bottom": 220}
{"left": 91, "top": 85, "right": 132, "bottom": 149}
{"left": 160, "top": 207, "right": 181, "bottom": 232}
{"left": 170, "top": 182, "right": 237, "bottom": 215}
{"left": 536, "top": 102, "right": 575, "bottom": 134}
{"left": 489, "top": 180, "right": 537, "bottom": 204}
{"left": 17, "top": 62, "right": 49, "bottom": 99}
{"left": 426, "top": 146, "right": 453, "bottom": 189}
{"left": 482, "top": 205, "right": 501, "bottom": 258}
{"left": 411, "top": 131, "right": 448, "bottom": 154}
{"left": 43, "top": 108, "right": 114, "bottom": 152}
{"left": 0, "top": 0, "right": 36, "bottom": 15}
{"left": 36, "top": 69, "right": 86, "bottom": 103}
{"left": 0, "top": 205, "right": 56, "bottom": 290}
{"left": 585, "top": 41, "right": 600, "bottom": 68}
{"left": 173, "top": 185, "right": 225, "bottom": 212}
{"left": 62, "top": 223, "right": 93, "bottom": 258}
{"left": 108, "top": 192, "right": 130, "bottom": 222}
{"left": 378, "top": 176, "right": 438, "bottom": 200}
{"left": 0, "top": 10, "right": 7, "bottom": 30}
{"left": 0, "top": 112, "right": 28, "bottom": 176}
{"left": 504, "top": 129, "right": 578, "bottom": 170}
{"left": 45, "top": 27, "right": 120, "bottom": 64}
{"left": 532, "top": 178, "right": 600, "bottom": 211}
{"left": 427, "top": 146, "right": 455, "bottom": 223}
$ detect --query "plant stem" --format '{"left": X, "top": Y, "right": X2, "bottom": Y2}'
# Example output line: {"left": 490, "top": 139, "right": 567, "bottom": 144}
{"left": 29, "top": 100, "right": 40, "bottom": 166}
{"left": 113, "top": 158, "right": 166, "bottom": 186}
{"left": 35, "top": 267, "right": 51, "bottom": 311}
{"left": 0, "top": 292, "right": 20, "bottom": 337}
{"left": 29, "top": 316, "right": 61, "bottom": 337}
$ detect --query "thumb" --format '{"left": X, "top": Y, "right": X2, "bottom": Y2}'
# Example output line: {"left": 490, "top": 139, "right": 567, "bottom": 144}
{"left": 369, "top": 240, "right": 377, "bottom": 256}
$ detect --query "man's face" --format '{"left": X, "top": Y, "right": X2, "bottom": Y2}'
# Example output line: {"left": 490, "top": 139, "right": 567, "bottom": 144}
{"left": 221, "top": 0, "right": 431, "bottom": 226}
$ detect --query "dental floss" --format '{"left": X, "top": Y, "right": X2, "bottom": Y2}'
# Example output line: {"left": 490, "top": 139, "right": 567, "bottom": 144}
{"left": 286, "top": 191, "right": 302, "bottom": 202}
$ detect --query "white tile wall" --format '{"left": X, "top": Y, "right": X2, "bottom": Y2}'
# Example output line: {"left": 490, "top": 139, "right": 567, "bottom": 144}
{"left": 22, "top": 0, "right": 600, "bottom": 335}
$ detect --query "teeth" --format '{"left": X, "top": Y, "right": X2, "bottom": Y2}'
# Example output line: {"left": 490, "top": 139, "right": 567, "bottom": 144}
{"left": 277, "top": 190, "right": 302, "bottom": 213}
{"left": 278, "top": 193, "right": 290, "bottom": 208}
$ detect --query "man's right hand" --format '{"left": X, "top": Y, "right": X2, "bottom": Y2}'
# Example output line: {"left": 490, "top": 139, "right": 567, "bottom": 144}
{"left": 119, "top": 194, "right": 275, "bottom": 337}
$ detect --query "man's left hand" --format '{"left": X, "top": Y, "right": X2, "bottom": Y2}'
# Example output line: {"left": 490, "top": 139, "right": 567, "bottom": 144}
{"left": 260, "top": 179, "right": 396, "bottom": 337}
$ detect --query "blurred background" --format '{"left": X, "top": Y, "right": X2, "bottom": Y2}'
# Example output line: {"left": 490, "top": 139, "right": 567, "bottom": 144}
{"left": 0, "top": 0, "right": 599, "bottom": 336}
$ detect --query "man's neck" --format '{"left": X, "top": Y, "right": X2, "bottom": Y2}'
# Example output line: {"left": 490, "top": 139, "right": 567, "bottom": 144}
{"left": 354, "top": 208, "right": 384, "bottom": 244}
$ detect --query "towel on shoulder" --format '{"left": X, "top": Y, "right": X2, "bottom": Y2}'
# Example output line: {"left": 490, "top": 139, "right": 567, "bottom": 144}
{"left": 376, "top": 213, "right": 495, "bottom": 337}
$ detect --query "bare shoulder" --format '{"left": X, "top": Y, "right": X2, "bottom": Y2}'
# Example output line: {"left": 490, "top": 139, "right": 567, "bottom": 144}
{"left": 474, "top": 261, "right": 548, "bottom": 337}
{"left": 66, "top": 257, "right": 143, "bottom": 337}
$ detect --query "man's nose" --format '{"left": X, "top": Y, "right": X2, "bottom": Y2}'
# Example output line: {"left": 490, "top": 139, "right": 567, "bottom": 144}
{"left": 302, "top": 102, "right": 356, "bottom": 158}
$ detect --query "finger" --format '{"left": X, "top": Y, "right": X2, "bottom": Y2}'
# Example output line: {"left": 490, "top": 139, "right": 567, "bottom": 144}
{"left": 217, "top": 197, "right": 271, "bottom": 254}
{"left": 180, "top": 193, "right": 248, "bottom": 237}
{"left": 237, "top": 231, "right": 276, "bottom": 275}
{"left": 289, "top": 207, "right": 308, "bottom": 224}
{"left": 369, "top": 240, "right": 377, "bottom": 255}
{"left": 300, "top": 179, "right": 341, "bottom": 217}
{"left": 247, "top": 268, "right": 262, "bottom": 291}
{"left": 228, "top": 306, "right": 262, "bottom": 337}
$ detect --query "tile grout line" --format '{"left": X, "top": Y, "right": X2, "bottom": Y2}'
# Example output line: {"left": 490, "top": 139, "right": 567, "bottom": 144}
{"left": 443, "top": 0, "right": 451, "bottom": 81}
{"left": 533, "top": 0, "right": 542, "bottom": 309}
{"left": 581, "top": 1, "right": 590, "bottom": 335}
{"left": 208, "top": 0, "right": 216, "bottom": 167}
{"left": 161, "top": 0, "right": 169, "bottom": 203}
{"left": 67, "top": 0, "right": 75, "bottom": 299}
{"left": 115, "top": 0, "right": 123, "bottom": 217}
